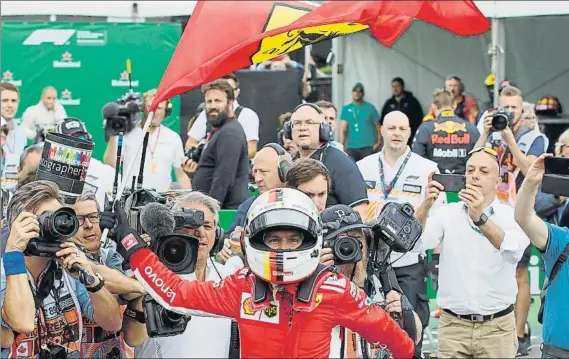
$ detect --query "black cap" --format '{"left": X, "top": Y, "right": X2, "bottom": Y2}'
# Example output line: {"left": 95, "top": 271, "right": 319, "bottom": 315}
{"left": 321, "top": 205, "right": 367, "bottom": 240}
{"left": 55, "top": 118, "right": 91, "bottom": 142}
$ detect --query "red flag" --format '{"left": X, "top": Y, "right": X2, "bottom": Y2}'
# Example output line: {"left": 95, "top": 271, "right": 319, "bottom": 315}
{"left": 150, "top": 0, "right": 489, "bottom": 110}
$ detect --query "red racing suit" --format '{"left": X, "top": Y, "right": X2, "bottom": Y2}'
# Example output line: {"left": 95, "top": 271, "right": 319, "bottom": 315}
{"left": 130, "top": 248, "right": 415, "bottom": 358}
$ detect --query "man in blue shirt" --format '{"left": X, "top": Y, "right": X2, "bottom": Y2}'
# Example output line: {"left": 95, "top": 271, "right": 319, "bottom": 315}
{"left": 515, "top": 154, "right": 569, "bottom": 357}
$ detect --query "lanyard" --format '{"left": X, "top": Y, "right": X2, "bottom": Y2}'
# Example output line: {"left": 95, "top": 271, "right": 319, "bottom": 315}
{"left": 377, "top": 151, "right": 411, "bottom": 200}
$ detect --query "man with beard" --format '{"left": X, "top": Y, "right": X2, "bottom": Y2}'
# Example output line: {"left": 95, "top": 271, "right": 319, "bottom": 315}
{"left": 183, "top": 79, "right": 249, "bottom": 209}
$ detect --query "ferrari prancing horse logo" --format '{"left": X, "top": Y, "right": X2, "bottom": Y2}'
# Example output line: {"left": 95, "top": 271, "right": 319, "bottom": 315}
{"left": 251, "top": 2, "right": 368, "bottom": 64}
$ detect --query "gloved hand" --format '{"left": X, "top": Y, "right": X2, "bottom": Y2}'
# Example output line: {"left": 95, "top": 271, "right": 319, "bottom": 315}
{"left": 100, "top": 203, "right": 146, "bottom": 261}
{"left": 99, "top": 210, "right": 118, "bottom": 241}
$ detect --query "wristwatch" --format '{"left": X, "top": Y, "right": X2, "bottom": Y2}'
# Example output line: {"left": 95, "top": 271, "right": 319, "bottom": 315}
{"left": 86, "top": 272, "right": 105, "bottom": 293}
{"left": 473, "top": 213, "right": 489, "bottom": 227}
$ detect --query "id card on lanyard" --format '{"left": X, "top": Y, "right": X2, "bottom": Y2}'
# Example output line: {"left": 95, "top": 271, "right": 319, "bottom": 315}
{"left": 377, "top": 152, "right": 412, "bottom": 200}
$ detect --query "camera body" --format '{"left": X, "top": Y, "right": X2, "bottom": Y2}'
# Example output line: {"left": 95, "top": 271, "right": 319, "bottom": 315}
{"left": 185, "top": 143, "right": 205, "bottom": 164}
{"left": 104, "top": 92, "right": 143, "bottom": 137}
{"left": 372, "top": 202, "right": 422, "bottom": 253}
{"left": 323, "top": 235, "right": 362, "bottom": 265}
{"left": 491, "top": 109, "right": 514, "bottom": 131}
{"left": 173, "top": 208, "right": 204, "bottom": 230}
{"left": 124, "top": 188, "right": 167, "bottom": 235}
{"left": 143, "top": 294, "right": 191, "bottom": 338}
{"left": 25, "top": 208, "right": 79, "bottom": 257}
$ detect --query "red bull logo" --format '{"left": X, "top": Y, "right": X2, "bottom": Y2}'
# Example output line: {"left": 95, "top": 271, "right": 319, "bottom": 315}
{"left": 433, "top": 121, "right": 467, "bottom": 134}
{"left": 48, "top": 144, "right": 91, "bottom": 168}
{"left": 431, "top": 133, "right": 471, "bottom": 145}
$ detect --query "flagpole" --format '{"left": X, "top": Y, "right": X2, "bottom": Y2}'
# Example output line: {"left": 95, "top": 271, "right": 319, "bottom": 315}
{"left": 100, "top": 111, "right": 154, "bottom": 247}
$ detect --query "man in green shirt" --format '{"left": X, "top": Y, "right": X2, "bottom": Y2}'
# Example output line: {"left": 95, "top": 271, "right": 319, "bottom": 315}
{"left": 339, "top": 83, "right": 381, "bottom": 161}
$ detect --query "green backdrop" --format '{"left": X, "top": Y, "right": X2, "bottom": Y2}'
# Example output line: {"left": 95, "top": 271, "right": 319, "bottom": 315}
{"left": 0, "top": 21, "right": 181, "bottom": 161}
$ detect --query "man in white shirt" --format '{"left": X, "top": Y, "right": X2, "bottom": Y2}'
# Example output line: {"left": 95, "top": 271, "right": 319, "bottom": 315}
{"left": 356, "top": 110, "right": 440, "bottom": 353}
{"left": 1, "top": 83, "right": 26, "bottom": 159}
{"left": 103, "top": 89, "right": 191, "bottom": 192}
{"left": 134, "top": 192, "right": 232, "bottom": 359}
{"left": 316, "top": 100, "right": 345, "bottom": 152}
{"left": 185, "top": 73, "right": 259, "bottom": 159}
{"left": 54, "top": 118, "right": 115, "bottom": 208}
{"left": 20, "top": 86, "right": 67, "bottom": 140}
{"left": 415, "top": 146, "right": 530, "bottom": 358}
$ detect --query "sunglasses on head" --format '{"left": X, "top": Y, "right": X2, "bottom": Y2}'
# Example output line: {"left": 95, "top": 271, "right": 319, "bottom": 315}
{"left": 467, "top": 147, "right": 499, "bottom": 163}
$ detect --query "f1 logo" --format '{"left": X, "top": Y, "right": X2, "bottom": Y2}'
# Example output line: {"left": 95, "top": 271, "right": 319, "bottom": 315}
{"left": 23, "top": 29, "right": 76, "bottom": 45}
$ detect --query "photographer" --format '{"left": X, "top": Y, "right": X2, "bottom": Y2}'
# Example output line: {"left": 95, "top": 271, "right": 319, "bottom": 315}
{"left": 474, "top": 86, "right": 547, "bottom": 353}
{"left": 414, "top": 148, "right": 529, "bottom": 358}
{"left": 104, "top": 188, "right": 416, "bottom": 358}
{"left": 134, "top": 191, "right": 233, "bottom": 358}
{"left": 103, "top": 89, "right": 191, "bottom": 192}
{"left": 514, "top": 154, "right": 569, "bottom": 358}
{"left": 1, "top": 180, "right": 122, "bottom": 358}
{"left": 320, "top": 205, "right": 422, "bottom": 358}
{"left": 288, "top": 103, "right": 369, "bottom": 220}
{"left": 182, "top": 80, "right": 249, "bottom": 209}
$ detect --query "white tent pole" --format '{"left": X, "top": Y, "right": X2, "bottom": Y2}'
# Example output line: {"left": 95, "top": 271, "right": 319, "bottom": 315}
{"left": 491, "top": 16, "right": 500, "bottom": 107}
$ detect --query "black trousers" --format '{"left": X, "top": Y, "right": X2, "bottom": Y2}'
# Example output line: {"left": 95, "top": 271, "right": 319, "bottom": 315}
{"left": 345, "top": 146, "right": 375, "bottom": 162}
{"left": 393, "top": 261, "right": 430, "bottom": 354}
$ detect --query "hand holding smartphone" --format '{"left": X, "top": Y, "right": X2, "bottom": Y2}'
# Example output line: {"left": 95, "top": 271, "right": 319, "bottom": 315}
{"left": 432, "top": 174, "right": 466, "bottom": 193}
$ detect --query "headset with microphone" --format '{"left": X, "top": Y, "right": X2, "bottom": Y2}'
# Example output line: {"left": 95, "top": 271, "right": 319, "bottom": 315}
{"left": 283, "top": 103, "right": 333, "bottom": 143}
{"left": 263, "top": 142, "right": 292, "bottom": 182}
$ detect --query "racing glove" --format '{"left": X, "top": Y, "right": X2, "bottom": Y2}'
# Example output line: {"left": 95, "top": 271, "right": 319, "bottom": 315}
{"left": 99, "top": 203, "right": 146, "bottom": 261}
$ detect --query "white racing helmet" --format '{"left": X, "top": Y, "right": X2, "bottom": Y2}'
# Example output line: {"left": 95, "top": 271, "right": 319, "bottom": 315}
{"left": 243, "top": 188, "right": 323, "bottom": 284}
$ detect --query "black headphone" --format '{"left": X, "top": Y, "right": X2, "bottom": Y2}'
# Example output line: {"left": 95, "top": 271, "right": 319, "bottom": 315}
{"left": 263, "top": 142, "right": 292, "bottom": 182}
{"left": 445, "top": 75, "right": 465, "bottom": 93}
{"left": 282, "top": 103, "right": 332, "bottom": 143}
{"left": 211, "top": 225, "right": 225, "bottom": 256}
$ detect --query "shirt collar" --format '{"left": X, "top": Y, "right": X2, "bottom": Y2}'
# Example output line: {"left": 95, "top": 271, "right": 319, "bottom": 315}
{"left": 232, "top": 99, "right": 240, "bottom": 109}
{"left": 379, "top": 147, "right": 410, "bottom": 168}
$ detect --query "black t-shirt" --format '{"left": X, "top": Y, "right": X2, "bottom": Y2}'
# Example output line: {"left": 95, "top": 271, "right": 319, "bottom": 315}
{"left": 310, "top": 145, "right": 369, "bottom": 207}
{"left": 192, "top": 119, "right": 249, "bottom": 209}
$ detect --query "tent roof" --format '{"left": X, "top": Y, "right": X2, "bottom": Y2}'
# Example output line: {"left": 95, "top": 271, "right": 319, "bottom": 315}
{"left": 475, "top": 1, "right": 569, "bottom": 18}
{"left": 1, "top": 1, "right": 198, "bottom": 18}
{"left": 2, "top": 1, "right": 569, "bottom": 19}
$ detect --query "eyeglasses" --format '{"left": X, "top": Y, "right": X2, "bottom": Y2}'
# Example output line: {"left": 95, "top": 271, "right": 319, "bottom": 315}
{"left": 77, "top": 212, "right": 100, "bottom": 225}
{"left": 467, "top": 147, "right": 499, "bottom": 163}
{"left": 292, "top": 119, "right": 319, "bottom": 128}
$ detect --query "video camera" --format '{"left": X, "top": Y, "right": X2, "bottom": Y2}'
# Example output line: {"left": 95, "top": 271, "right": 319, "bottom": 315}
{"left": 491, "top": 109, "right": 514, "bottom": 131}
{"left": 143, "top": 207, "right": 203, "bottom": 338}
{"left": 25, "top": 208, "right": 79, "bottom": 257}
{"left": 103, "top": 92, "right": 143, "bottom": 138}
{"left": 123, "top": 188, "right": 167, "bottom": 235}
{"left": 371, "top": 202, "right": 422, "bottom": 254}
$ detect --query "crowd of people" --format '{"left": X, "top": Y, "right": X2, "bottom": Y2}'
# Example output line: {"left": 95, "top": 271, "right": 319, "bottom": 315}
{"left": 0, "top": 65, "right": 568, "bottom": 359}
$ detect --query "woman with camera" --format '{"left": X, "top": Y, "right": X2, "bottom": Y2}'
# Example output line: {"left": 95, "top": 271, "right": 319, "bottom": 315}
{"left": 320, "top": 204, "right": 423, "bottom": 359}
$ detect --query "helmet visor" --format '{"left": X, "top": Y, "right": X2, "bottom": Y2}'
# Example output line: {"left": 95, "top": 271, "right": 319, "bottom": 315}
{"left": 248, "top": 209, "right": 319, "bottom": 251}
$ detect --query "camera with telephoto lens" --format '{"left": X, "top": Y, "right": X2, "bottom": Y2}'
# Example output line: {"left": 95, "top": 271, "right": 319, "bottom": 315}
{"left": 491, "top": 109, "right": 514, "bottom": 131}
{"left": 103, "top": 92, "right": 142, "bottom": 137}
{"left": 143, "top": 208, "right": 203, "bottom": 338}
{"left": 185, "top": 143, "right": 205, "bottom": 163}
{"left": 123, "top": 188, "right": 167, "bottom": 235}
{"left": 371, "top": 202, "right": 422, "bottom": 253}
{"left": 25, "top": 208, "right": 79, "bottom": 257}
{"left": 323, "top": 235, "right": 362, "bottom": 265}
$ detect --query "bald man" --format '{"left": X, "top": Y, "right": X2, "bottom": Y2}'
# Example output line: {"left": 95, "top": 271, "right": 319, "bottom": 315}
{"left": 356, "top": 111, "right": 440, "bottom": 352}
{"left": 290, "top": 103, "right": 369, "bottom": 219}
{"left": 225, "top": 143, "right": 292, "bottom": 235}
{"left": 21, "top": 86, "right": 67, "bottom": 140}
{"left": 415, "top": 147, "right": 529, "bottom": 358}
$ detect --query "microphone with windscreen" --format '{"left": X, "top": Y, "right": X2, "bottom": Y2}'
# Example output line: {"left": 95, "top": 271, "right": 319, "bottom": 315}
{"left": 140, "top": 202, "right": 176, "bottom": 241}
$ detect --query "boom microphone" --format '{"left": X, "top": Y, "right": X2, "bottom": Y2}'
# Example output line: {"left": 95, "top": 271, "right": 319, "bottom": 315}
{"left": 140, "top": 202, "right": 176, "bottom": 240}
{"left": 102, "top": 102, "right": 121, "bottom": 119}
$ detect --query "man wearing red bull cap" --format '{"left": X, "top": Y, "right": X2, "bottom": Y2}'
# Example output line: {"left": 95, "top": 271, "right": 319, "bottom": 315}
{"left": 413, "top": 89, "right": 479, "bottom": 175}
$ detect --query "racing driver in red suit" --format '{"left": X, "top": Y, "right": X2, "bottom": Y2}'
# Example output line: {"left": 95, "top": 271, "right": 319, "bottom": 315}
{"left": 102, "top": 188, "right": 416, "bottom": 358}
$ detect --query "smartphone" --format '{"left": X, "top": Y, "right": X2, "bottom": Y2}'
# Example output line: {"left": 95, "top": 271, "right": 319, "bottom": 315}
{"left": 542, "top": 157, "right": 569, "bottom": 197}
{"left": 432, "top": 174, "right": 466, "bottom": 193}
{"left": 544, "top": 157, "right": 569, "bottom": 175}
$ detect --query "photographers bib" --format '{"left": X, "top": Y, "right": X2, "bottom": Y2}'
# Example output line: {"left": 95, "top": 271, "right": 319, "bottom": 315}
{"left": 36, "top": 132, "right": 93, "bottom": 205}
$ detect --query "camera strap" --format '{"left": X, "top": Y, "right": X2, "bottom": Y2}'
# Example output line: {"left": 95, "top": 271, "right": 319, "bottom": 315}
{"left": 378, "top": 151, "right": 412, "bottom": 200}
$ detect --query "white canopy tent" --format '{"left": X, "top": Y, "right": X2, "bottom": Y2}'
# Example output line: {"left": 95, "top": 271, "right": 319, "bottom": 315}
{"left": 331, "top": 1, "right": 569, "bottom": 118}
